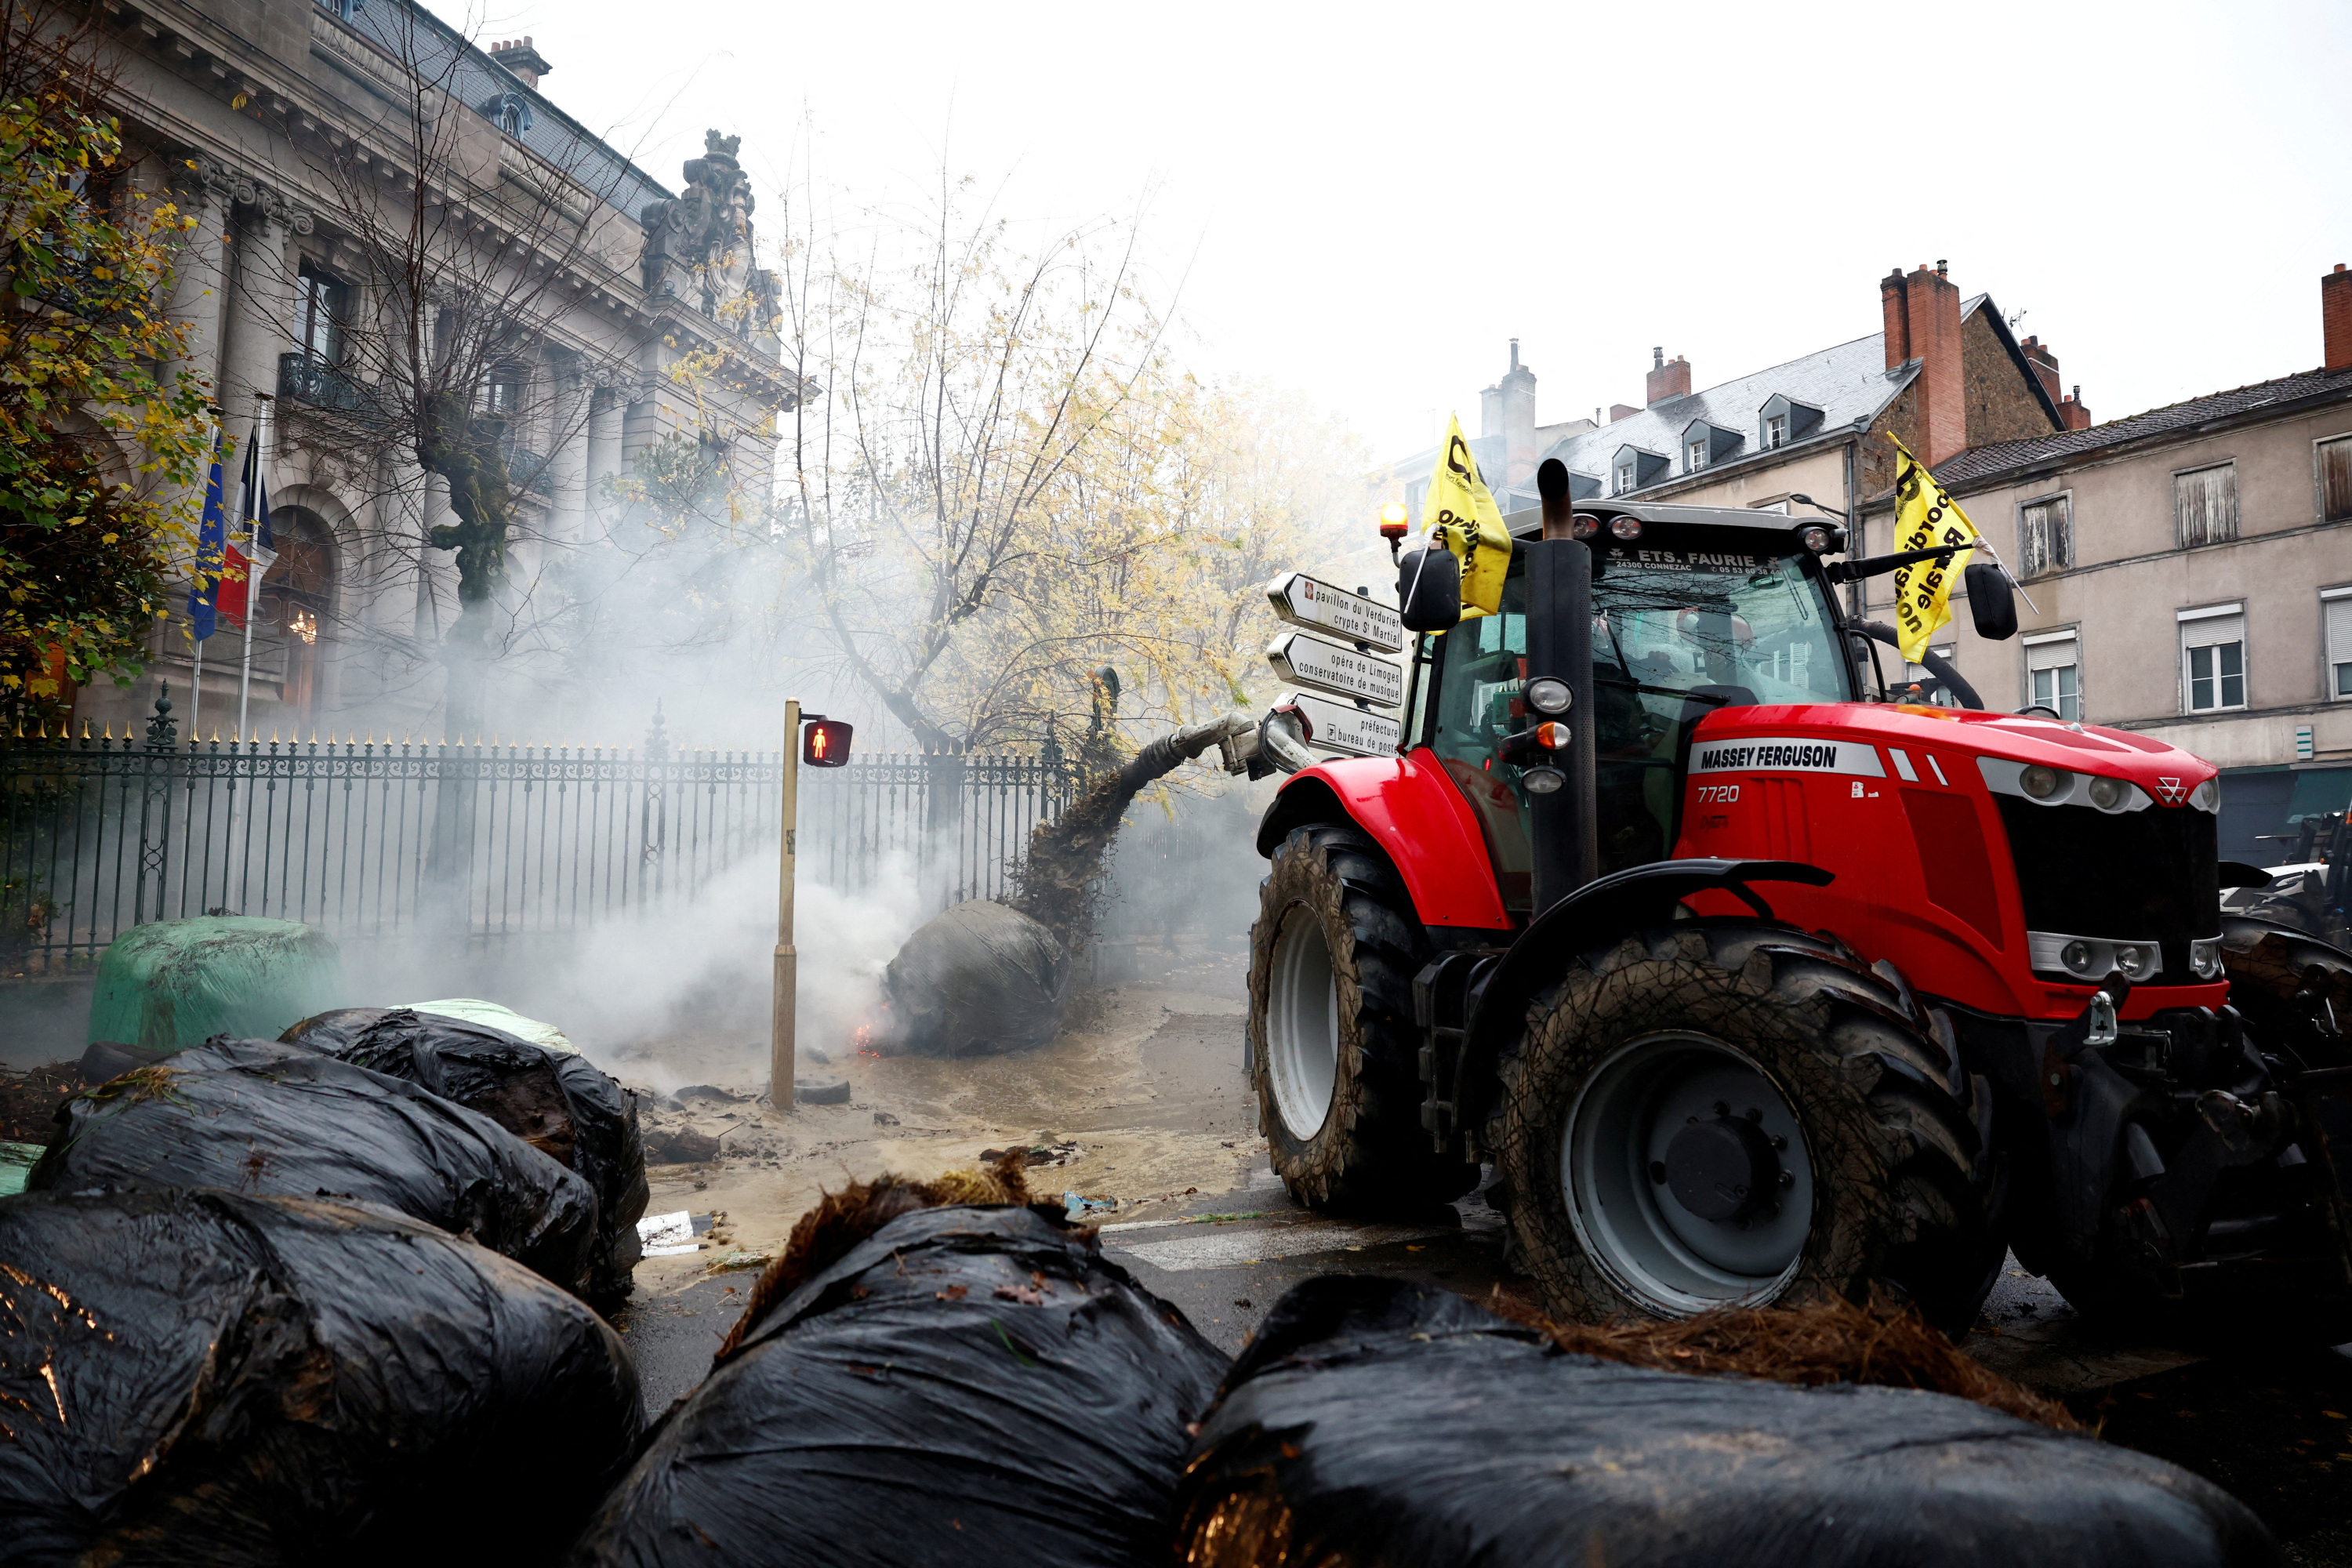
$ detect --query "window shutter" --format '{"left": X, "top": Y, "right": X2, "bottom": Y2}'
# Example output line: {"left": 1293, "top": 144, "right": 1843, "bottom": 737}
{"left": 2320, "top": 436, "right": 2352, "bottom": 523}
{"left": 2025, "top": 635, "right": 2078, "bottom": 672}
{"left": 2180, "top": 610, "right": 2245, "bottom": 651}
{"left": 2327, "top": 596, "right": 2352, "bottom": 668}
{"left": 2049, "top": 494, "right": 2072, "bottom": 568}
{"left": 2175, "top": 465, "right": 2238, "bottom": 546}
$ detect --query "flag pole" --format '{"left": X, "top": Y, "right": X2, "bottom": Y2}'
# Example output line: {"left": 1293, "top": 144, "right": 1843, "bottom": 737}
{"left": 235, "top": 394, "right": 274, "bottom": 741}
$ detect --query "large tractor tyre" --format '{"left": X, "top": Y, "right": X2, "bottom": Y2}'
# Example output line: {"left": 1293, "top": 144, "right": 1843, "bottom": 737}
{"left": 1493, "top": 921, "right": 1998, "bottom": 1337}
{"left": 2220, "top": 913, "right": 2352, "bottom": 1069}
{"left": 1247, "top": 825, "right": 1479, "bottom": 1214}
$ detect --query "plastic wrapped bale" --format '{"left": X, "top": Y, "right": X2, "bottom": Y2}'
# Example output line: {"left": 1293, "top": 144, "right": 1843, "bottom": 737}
{"left": 280, "top": 1007, "right": 649, "bottom": 1300}
{"left": 880, "top": 898, "right": 1071, "bottom": 1057}
{"left": 569, "top": 1203, "right": 1228, "bottom": 1566}
{"left": 401, "top": 997, "right": 578, "bottom": 1055}
{"left": 27, "top": 1036, "right": 598, "bottom": 1294}
{"left": 1174, "top": 1277, "right": 2278, "bottom": 1568}
{"left": 0, "top": 1189, "right": 643, "bottom": 1566}
{"left": 85, "top": 916, "right": 342, "bottom": 1054}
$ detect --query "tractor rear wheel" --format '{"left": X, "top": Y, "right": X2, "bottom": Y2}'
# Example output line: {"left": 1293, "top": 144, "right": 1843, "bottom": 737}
{"left": 1494, "top": 920, "right": 1997, "bottom": 1335}
{"left": 1247, "top": 825, "right": 1477, "bottom": 1214}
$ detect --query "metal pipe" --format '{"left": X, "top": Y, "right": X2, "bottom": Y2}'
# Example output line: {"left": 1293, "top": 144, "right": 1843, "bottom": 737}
{"left": 771, "top": 699, "right": 799, "bottom": 1112}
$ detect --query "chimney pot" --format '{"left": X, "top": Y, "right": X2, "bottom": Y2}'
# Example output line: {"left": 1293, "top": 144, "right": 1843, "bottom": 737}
{"left": 1936, "top": 259, "right": 1948, "bottom": 276}
{"left": 1509, "top": 337, "right": 1519, "bottom": 372}
{"left": 1652, "top": 346, "right": 1664, "bottom": 370}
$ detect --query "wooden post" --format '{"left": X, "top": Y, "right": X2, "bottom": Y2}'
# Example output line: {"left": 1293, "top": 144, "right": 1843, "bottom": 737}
{"left": 771, "top": 699, "right": 799, "bottom": 1111}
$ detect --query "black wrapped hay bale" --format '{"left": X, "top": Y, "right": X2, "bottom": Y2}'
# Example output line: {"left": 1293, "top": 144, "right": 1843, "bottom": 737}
{"left": 881, "top": 898, "right": 1071, "bottom": 1057}
{"left": 0, "top": 1189, "right": 643, "bottom": 1566}
{"left": 28, "top": 1036, "right": 598, "bottom": 1294}
{"left": 281, "top": 1006, "right": 648, "bottom": 1298}
{"left": 1174, "top": 1277, "right": 2278, "bottom": 1568}
{"left": 569, "top": 1202, "right": 1228, "bottom": 1566}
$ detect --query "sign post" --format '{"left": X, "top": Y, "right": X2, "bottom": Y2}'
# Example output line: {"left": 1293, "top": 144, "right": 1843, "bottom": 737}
{"left": 771, "top": 698, "right": 800, "bottom": 1112}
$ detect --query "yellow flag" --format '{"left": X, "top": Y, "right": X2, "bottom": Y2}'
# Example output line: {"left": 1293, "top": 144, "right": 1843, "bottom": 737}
{"left": 1421, "top": 415, "right": 1512, "bottom": 617}
{"left": 1888, "top": 434, "right": 1982, "bottom": 663}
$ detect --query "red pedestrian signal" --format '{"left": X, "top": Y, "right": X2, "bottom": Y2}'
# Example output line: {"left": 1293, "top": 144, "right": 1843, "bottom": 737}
{"left": 802, "top": 717, "right": 853, "bottom": 768}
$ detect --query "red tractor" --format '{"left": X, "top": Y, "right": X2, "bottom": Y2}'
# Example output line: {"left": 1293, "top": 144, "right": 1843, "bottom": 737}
{"left": 1245, "top": 463, "right": 2352, "bottom": 1340}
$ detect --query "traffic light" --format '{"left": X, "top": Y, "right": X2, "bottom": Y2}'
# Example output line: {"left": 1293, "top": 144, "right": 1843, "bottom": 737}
{"left": 802, "top": 717, "right": 853, "bottom": 768}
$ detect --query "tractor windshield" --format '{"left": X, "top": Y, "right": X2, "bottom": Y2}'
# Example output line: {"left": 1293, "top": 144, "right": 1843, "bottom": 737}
{"left": 1415, "top": 543, "right": 1848, "bottom": 902}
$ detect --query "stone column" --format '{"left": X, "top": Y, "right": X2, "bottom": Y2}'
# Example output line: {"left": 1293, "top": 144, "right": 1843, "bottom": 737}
{"left": 548, "top": 361, "right": 592, "bottom": 543}
{"left": 162, "top": 159, "right": 234, "bottom": 407}
{"left": 218, "top": 185, "right": 312, "bottom": 436}
{"left": 586, "top": 387, "right": 625, "bottom": 526}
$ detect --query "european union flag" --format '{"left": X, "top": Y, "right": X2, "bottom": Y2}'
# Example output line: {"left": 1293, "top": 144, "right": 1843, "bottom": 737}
{"left": 186, "top": 430, "right": 227, "bottom": 642}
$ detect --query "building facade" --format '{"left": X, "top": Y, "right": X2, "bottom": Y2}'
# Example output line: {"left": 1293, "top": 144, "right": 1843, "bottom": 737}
{"left": 76, "top": 0, "right": 796, "bottom": 740}
{"left": 1860, "top": 266, "right": 2352, "bottom": 860}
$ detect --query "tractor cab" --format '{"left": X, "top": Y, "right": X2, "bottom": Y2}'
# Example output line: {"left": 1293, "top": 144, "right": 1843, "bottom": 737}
{"left": 1410, "top": 502, "right": 1859, "bottom": 909}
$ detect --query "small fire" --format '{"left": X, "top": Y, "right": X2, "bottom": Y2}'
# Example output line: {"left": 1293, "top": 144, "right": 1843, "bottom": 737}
{"left": 855, "top": 1022, "right": 882, "bottom": 1058}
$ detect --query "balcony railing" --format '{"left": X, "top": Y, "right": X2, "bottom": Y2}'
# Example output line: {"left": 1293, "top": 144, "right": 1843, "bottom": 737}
{"left": 278, "top": 352, "right": 382, "bottom": 417}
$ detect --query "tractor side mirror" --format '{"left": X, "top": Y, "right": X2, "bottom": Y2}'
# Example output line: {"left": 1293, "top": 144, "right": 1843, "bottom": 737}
{"left": 1965, "top": 561, "right": 2018, "bottom": 641}
{"left": 1397, "top": 545, "right": 1461, "bottom": 633}
{"left": 802, "top": 717, "right": 853, "bottom": 767}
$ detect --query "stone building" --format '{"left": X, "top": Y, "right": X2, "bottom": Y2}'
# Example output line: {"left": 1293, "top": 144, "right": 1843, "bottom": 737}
{"left": 1860, "top": 265, "right": 2352, "bottom": 859}
{"left": 74, "top": 0, "right": 797, "bottom": 739}
{"left": 1398, "top": 263, "right": 2071, "bottom": 535}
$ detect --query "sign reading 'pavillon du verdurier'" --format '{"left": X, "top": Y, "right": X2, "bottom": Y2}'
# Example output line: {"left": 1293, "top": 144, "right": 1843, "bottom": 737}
{"left": 1265, "top": 630, "right": 1404, "bottom": 709}
{"left": 1278, "top": 691, "right": 1403, "bottom": 758}
{"left": 1265, "top": 572, "right": 1403, "bottom": 652}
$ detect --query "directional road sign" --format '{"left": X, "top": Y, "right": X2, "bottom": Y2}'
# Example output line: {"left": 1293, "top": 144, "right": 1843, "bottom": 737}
{"left": 1279, "top": 691, "right": 1403, "bottom": 758}
{"left": 1265, "top": 630, "right": 1403, "bottom": 710}
{"left": 1265, "top": 572, "right": 1403, "bottom": 652}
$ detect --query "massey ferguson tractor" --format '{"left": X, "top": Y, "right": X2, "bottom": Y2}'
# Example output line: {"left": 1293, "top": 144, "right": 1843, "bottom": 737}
{"left": 1240, "top": 460, "right": 2352, "bottom": 1341}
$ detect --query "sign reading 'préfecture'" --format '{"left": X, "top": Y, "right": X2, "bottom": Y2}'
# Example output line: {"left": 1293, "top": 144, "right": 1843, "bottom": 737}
{"left": 1265, "top": 572, "right": 1403, "bottom": 652}
{"left": 1280, "top": 691, "right": 1403, "bottom": 758}
{"left": 1265, "top": 630, "right": 1404, "bottom": 709}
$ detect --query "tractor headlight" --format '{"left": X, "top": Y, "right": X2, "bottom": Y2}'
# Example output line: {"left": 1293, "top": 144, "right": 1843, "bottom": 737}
{"left": 1798, "top": 523, "right": 1834, "bottom": 553}
{"left": 2087, "top": 775, "right": 2126, "bottom": 811}
{"left": 1523, "top": 766, "right": 1565, "bottom": 795}
{"left": 2020, "top": 764, "right": 2069, "bottom": 800}
{"left": 2190, "top": 938, "right": 2225, "bottom": 980}
{"left": 2190, "top": 778, "right": 2220, "bottom": 813}
{"left": 1609, "top": 516, "right": 1643, "bottom": 542}
{"left": 2113, "top": 944, "right": 2158, "bottom": 982}
{"left": 1570, "top": 514, "right": 1601, "bottom": 540}
{"left": 2061, "top": 939, "right": 2095, "bottom": 976}
{"left": 1526, "top": 677, "right": 1573, "bottom": 714}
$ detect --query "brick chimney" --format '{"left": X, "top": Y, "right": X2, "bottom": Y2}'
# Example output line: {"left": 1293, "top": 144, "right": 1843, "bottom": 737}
{"left": 1607, "top": 403, "right": 1639, "bottom": 423}
{"left": 1882, "top": 261, "right": 1965, "bottom": 466}
{"left": 1479, "top": 339, "right": 1540, "bottom": 488}
{"left": 1646, "top": 347, "right": 1690, "bottom": 406}
{"left": 2059, "top": 384, "right": 2092, "bottom": 430}
{"left": 2326, "top": 263, "right": 2352, "bottom": 373}
{"left": 489, "top": 36, "right": 551, "bottom": 89}
{"left": 2019, "top": 335, "right": 2063, "bottom": 405}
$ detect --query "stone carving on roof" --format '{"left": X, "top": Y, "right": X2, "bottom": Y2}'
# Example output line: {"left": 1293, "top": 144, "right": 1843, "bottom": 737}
{"left": 640, "top": 130, "right": 779, "bottom": 355}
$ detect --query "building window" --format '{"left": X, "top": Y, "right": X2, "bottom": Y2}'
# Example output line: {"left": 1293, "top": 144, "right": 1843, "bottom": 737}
{"left": 2024, "top": 630, "right": 2080, "bottom": 720}
{"left": 2178, "top": 604, "right": 2247, "bottom": 713}
{"left": 1686, "top": 438, "right": 1708, "bottom": 474}
{"left": 493, "top": 92, "right": 533, "bottom": 137}
{"left": 2326, "top": 586, "right": 2352, "bottom": 699}
{"left": 1764, "top": 413, "right": 1787, "bottom": 449}
{"left": 328, "top": 0, "right": 364, "bottom": 19}
{"left": 2320, "top": 434, "right": 2352, "bottom": 523}
{"left": 2018, "top": 493, "right": 2072, "bottom": 577}
{"left": 1614, "top": 460, "right": 1635, "bottom": 495}
{"left": 2174, "top": 463, "right": 2238, "bottom": 547}
{"left": 485, "top": 365, "right": 524, "bottom": 416}
{"left": 296, "top": 263, "right": 347, "bottom": 366}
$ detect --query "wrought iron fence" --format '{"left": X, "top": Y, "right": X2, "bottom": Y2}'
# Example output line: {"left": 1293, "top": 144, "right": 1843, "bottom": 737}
{"left": 0, "top": 694, "right": 1069, "bottom": 970}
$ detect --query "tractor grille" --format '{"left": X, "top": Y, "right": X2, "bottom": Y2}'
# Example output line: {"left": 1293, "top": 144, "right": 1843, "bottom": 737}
{"left": 1993, "top": 797, "right": 2220, "bottom": 985}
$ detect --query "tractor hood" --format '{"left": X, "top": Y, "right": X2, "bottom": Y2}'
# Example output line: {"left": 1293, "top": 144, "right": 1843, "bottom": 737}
{"left": 1690, "top": 702, "right": 2219, "bottom": 802}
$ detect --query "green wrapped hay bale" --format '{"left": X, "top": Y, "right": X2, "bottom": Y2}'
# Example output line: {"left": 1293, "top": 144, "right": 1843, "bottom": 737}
{"left": 87, "top": 916, "right": 342, "bottom": 1055}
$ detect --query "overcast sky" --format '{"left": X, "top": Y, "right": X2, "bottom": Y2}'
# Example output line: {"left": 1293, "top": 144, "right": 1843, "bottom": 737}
{"left": 488, "top": 0, "right": 2352, "bottom": 464}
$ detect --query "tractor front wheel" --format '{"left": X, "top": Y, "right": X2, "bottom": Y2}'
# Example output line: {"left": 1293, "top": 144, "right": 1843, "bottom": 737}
{"left": 1494, "top": 920, "right": 1997, "bottom": 1335}
{"left": 1247, "top": 825, "right": 1475, "bottom": 1214}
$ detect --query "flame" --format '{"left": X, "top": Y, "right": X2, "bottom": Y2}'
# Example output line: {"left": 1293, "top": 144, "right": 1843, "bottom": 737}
{"left": 854, "top": 1022, "right": 881, "bottom": 1058}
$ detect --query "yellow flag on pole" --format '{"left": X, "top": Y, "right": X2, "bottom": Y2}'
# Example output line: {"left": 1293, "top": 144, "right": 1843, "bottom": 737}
{"left": 1421, "top": 415, "right": 1512, "bottom": 617}
{"left": 1887, "top": 434, "right": 1982, "bottom": 663}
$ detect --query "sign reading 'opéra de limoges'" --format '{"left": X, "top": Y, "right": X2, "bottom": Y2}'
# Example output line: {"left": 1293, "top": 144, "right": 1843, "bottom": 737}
{"left": 1265, "top": 572, "right": 1403, "bottom": 652}
{"left": 1265, "top": 630, "right": 1404, "bottom": 709}
{"left": 1279, "top": 691, "right": 1403, "bottom": 758}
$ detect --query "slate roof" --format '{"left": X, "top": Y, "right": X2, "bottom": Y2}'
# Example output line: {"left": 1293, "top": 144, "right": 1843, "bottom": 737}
{"left": 1929, "top": 365, "right": 2352, "bottom": 490}
{"left": 1534, "top": 328, "right": 1919, "bottom": 492}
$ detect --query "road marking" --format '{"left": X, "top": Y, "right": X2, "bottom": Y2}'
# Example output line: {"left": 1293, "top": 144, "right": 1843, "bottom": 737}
{"left": 1107, "top": 1218, "right": 1459, "bottom": 1272}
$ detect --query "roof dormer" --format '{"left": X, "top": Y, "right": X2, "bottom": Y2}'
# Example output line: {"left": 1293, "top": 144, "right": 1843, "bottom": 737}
{"left": 1611, "top": 445, "right": 1671, "bottom": 495}
{"left": 1757, "top": 394, "right": 1824, "bottom": 452}
{"left": 1679, "top": 419, "right": 1742, "bottom": 474}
